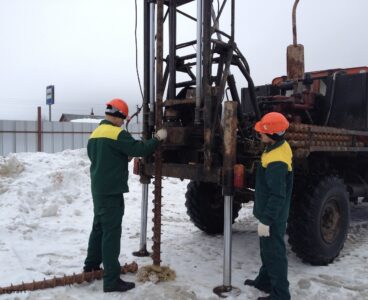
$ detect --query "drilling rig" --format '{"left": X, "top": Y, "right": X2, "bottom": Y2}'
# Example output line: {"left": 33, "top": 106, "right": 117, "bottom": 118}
{"left": 133, "top": 0, "right": 368, "bottom": 297}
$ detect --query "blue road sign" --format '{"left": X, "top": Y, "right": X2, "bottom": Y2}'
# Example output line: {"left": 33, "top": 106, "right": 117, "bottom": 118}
{"left": 46, "top": 85, "right": 54, "bottom": 105}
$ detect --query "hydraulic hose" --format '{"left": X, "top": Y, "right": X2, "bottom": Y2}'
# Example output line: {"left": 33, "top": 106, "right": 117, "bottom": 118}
{"left": 235, "top": 57, "right": 261, "bottom": 120}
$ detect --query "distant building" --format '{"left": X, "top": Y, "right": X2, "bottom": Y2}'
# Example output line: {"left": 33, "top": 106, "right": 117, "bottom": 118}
{"left": 59, "top": 114, "right": 104, "bottom": 122}
{"left": 59, "top": 111, "right": 142, "bottom": 136}
{"left": 59, "top": 109, "right": 103, "bottom": 122}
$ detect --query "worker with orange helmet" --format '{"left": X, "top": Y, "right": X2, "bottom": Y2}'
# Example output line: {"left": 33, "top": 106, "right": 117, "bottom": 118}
{"left": 244, "top": 112, "right": 293, "bottom": 300}
{"left": 83, "top": 98, "right": 167, "bottom": 293}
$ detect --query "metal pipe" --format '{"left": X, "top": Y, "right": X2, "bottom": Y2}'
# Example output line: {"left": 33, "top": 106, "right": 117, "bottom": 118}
{"left": 168, "top": 0, "right": 177, "bottom": 99}
{"left": 213, "top": 0, "right": 228, "bottom": 29}
{"left": 195, "top": 0, "right": 203, "bottom": 124}
{"left": 143, "top": 0, "right": 150, "bottom": 139}
{"left": 324, "top": 71, "right": 341, "bottom": 126}
{"left": 211, "top": 4, "right": 233, "bottom": 78}
{"left": 292, "top": 0, "right": 300, "bottom": 45}
{"left": 37, "top": 106, "right": 42, "bottom": 152}
{"left": 211, "top": 5, "right": 222, "bottom": 40}
{"left": 176, "top": 40, "right": 197, "bottom": 50}
{"left": 231, "top": 0, "right": 235, "bottom": 42}
{"left": 203, "top": 0, "right": 213, "bottom": 169}
{"left": 139, "top": 183, "right": 149, "bottom": 249}
{"left": 136, "top": 2, "right": 151, "bottom": 254}
{"left": 223, "top": 195, "right": 233, "bottom": 286}
{"left": 176, "top": 8, "right": 197, "bottom": 22}
{"left": 149, "top": 2, "right": 156, "bottom": 127}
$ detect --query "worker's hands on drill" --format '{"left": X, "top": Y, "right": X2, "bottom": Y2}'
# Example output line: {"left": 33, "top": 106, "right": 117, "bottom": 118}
{"left": 257, "top": 221, "right": 270, "bottom": 237}
{"left": 154, "top": 128, "right": 168, "bottom": 141}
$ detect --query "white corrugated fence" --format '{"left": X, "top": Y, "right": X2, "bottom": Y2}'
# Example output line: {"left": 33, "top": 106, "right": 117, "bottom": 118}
{"left": 0, "top": 119, "right": 143, "bottom": 156}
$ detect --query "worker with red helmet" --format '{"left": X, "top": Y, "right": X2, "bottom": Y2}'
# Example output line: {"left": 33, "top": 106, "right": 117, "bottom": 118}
{"left": 244, "top": 112, "right": 293, "bottom": 300}
{"left": 83, "top": 98, "right": 167, "bottom": 293}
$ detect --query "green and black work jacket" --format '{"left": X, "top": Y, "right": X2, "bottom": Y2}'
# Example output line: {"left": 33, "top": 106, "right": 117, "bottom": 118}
{"left": 253, "top": 139, "right": 293, "bottom": 226}
{"left": 87, "top": 120, "right": 159, "bottom": 197}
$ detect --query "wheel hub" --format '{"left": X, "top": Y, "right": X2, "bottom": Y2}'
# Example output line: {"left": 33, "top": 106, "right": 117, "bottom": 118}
{"left": 321, "top": 198, "right": 341, "bottom": 243}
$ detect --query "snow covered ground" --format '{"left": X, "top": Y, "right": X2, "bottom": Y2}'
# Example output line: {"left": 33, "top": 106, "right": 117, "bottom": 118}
{"left": 1, "top": 149, "right": 368, "bottom": 300}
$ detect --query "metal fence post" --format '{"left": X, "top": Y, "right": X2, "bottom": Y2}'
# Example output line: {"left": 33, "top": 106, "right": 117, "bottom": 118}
{"left": 37, "top": 106, "right": 42, "bottom": 152}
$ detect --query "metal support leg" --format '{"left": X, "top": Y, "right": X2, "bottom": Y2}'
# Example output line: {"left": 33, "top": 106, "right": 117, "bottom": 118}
{"left": 133, "top": 183, "right": 150, "bottom": 257}
{"left": 213, "top": 195, "right": 241, "bottom": 297}
{"left": 214, "top": 101, "right": 240, "bottom": 298}
{"left": 223, "top": 195, "right": 233, "bottom": 287}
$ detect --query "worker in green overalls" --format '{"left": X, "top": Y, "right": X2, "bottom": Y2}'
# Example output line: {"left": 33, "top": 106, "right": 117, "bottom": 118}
{"left": 244, "top": 112, "right": 293, "bottom": 300}
{"left": 83, "top": 98, "right": 167, "bottom": 293}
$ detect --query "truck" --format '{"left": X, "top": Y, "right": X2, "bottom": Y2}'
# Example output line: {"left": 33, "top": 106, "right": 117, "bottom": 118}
{"left": 133, "top": 0, "right": 368, "bottom": 279}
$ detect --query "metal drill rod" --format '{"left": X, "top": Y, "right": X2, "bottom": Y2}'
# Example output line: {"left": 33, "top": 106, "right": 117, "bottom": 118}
{"left": 133, "top": 183, "right": 150, "bottom": 256}
{"left": 195, "top": 0, "right": 203, "bottom": 124}
{"left": 148, "top": 1, "right": 156, "bottom": 127}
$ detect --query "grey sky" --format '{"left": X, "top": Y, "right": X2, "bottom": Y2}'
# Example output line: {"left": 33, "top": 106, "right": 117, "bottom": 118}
{"left": 0, "top": 0, "right": 367, "bottom": 121}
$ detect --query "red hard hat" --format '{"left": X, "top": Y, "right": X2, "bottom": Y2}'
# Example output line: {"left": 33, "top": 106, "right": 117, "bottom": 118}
{"left": 105, "top": 98, "right": 129, "bottom": 119}
{"left": 254, "top": 112, "right": 289, "bottom": 134}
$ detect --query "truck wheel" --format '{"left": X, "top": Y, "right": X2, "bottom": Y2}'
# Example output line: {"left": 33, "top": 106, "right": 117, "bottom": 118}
{"left": 287, "top": 176, "right": 350, "bottom": 265}
{"left": 185, "top": 181, "right": 242, "bottom": 234}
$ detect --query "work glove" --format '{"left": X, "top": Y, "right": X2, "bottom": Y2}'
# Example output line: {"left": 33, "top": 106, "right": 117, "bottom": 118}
{"left": 154, "top": 128, "right": 168, "bottom": 141}
{"left": 257, "top": 221, "right": 270, "bottom": 237}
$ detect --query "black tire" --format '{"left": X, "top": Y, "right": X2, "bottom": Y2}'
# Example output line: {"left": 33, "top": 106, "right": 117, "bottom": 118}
{"left": 287, "top": 176, "right": 350, "bottom": 265}
{"left": 185, "top": 181, "right": 242, "bottom": 234}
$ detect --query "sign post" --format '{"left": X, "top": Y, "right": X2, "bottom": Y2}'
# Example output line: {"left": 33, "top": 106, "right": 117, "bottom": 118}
{"left": 46, "top": 85, "right": 55, "bottom": 121}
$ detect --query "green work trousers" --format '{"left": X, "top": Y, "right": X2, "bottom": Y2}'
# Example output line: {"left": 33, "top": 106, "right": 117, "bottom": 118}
{"left": 84, "top": 194, "right": 124, "bottom": 290}
{"left": 254, "top": 222, "right": 290, "bottom": 300}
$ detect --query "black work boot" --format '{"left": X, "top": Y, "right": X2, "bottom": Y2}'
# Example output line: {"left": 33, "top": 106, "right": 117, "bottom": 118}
{"left": 104, "top": 279, "right": 135, "bottom": 293}
{"left": 244, "top": 279, "right": 271, "bottom": 293}
{"left": 257, "top": 296, "right": 271, "bottom": 300}
{"left": 244, "top": 279, "right": 256, "bottom": 287}
{"left": 83, "top": 265, "right": 102, "bottom": 272}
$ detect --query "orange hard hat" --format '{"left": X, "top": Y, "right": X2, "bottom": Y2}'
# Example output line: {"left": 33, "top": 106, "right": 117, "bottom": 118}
{"left": 254, "top": 112, "right": 289, "bottom": 134}
{"left": 105, "top": 98, "right": 129, "bottom": 119}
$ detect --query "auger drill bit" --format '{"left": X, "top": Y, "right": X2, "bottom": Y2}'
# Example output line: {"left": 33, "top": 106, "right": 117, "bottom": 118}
{"left": 152, "top": 150, "right": 163, "bottom": 266}
{"left": 151, "top": 0, "right": 164, "bottom": 267}
{"left": 0, "top": 262, "right": 138, "bottom": 295}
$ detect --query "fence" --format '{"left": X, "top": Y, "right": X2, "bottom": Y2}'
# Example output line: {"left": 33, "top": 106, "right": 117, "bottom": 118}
{"left": 0, "top": 120, "right": 98, "bottom": 156}
{"left": 0, "top": 119, "right": 144, "bottom": 156}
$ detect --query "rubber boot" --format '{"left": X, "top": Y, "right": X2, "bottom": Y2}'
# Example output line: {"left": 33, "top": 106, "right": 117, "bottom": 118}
{"left": 257, "top": 296, "right": 271, "bottom": 300}
{"left": 103, "top": 279, "right": 135, "bottom": 293}
{"left": 244, "top": 279, "right": 271, "bottom": 293}
{"left": 83, "top": 266, "right": 102, "bottom": 272}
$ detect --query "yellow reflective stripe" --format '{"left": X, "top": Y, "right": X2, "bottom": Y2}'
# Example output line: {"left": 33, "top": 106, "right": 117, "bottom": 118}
{"left": 89, "top": 124, "right": 122, "bottom": 141}
{"left": 261, "top": 141, "right": 293, "bottom": 171}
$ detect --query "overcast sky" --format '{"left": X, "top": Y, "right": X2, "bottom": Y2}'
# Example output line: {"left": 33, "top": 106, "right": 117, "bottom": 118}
{"left": 0, "top": 0, "right": 367, "bottom": 121}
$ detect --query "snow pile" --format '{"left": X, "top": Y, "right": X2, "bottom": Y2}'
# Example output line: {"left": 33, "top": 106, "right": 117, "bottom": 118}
{"left": 0, "top": 149, "right": 368, "bottom": 300}
{"left": 0, "top": 154, "right": 24, "bottom": 176}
